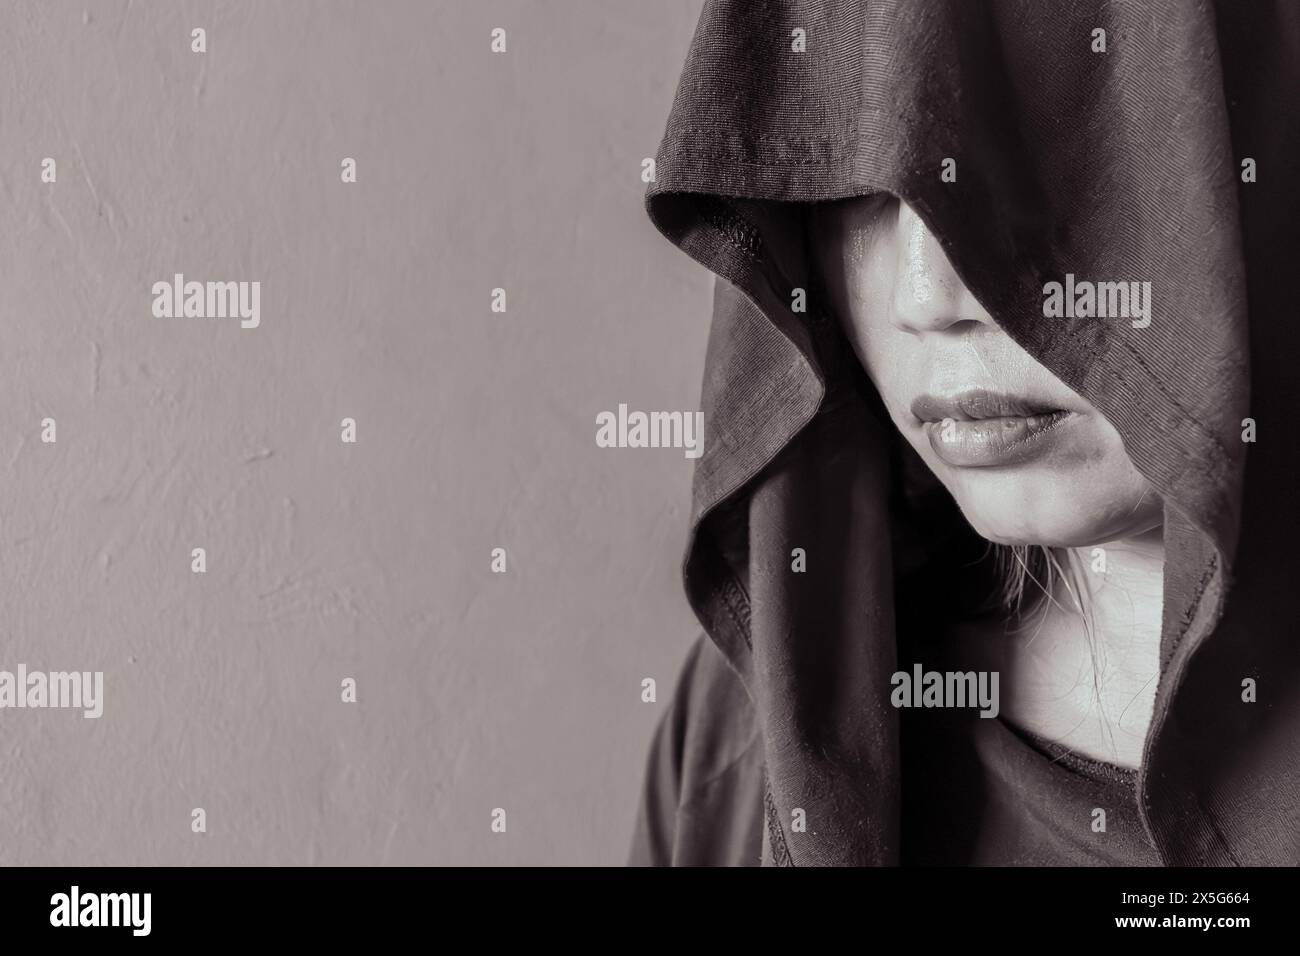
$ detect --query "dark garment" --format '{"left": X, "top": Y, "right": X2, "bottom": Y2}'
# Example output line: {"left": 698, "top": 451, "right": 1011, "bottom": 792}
{"left": 628, "top": 635, "right": 765, "bottom": 867}
{"left": 632, "top": 0, "right": 1300, "bottom": 866}
{"left": 901, "top": 712, "right": 1162, "bottom": 866}
{"left": 894, "top": 608, "right": 1162, "bottom": 866}
{"left": 627, "top": 634, "right": 1161, "bottom": 867}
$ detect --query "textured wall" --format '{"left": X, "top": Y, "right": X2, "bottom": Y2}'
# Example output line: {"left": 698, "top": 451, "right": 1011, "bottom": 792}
{"left": 0, "top": 0, "right": 707, "bottom": 865}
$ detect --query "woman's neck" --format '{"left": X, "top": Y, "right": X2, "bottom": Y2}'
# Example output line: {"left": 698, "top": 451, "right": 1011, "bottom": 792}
{"left": 995, "top": 528, "right": 1165, "bottom": 769}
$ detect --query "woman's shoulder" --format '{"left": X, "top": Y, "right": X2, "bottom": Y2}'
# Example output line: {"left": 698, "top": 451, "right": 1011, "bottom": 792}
{"left": 626, "top": 634, "right": 766, "bottom": 866}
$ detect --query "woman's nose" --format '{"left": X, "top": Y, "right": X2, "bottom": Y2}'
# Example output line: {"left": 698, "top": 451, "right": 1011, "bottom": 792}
{"left": 890, "top": 202, "right": 994, "bottom": 335}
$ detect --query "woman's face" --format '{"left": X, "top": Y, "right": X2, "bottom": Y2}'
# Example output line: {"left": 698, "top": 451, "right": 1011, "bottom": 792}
{"left": 810, "top": 194, "right": 1161, "bottom": 547}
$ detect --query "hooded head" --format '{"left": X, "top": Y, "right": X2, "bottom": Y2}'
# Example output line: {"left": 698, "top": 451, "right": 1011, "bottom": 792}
{"left": 645, "top": 0, "right": 1300, "bottom": 865}
{"left": 808, "top": 194, "right": 1164, "bottom": 550}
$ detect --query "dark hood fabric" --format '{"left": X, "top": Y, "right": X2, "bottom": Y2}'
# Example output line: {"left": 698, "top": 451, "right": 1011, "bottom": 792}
{"left": 629, "top": 0, "right": 1300, "bottom": 866}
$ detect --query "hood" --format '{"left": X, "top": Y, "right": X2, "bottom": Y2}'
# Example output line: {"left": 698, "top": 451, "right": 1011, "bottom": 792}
{"left": 646, "top": 0, "right": 1300, "bottom": 865}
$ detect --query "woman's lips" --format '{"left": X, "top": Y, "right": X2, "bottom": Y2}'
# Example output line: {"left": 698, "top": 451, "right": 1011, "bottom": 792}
{"left": 911, "top": 390, "right": 1076, "bottom": 467}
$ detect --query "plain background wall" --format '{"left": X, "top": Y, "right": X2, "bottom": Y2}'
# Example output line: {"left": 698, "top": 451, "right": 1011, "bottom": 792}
{"left": 0, "top": 0, "right": 710, "bottom": 865}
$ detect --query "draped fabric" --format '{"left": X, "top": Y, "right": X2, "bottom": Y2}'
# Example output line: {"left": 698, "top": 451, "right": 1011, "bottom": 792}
{"left": 631, "top": 0, "right": 1300, "bottom": 866}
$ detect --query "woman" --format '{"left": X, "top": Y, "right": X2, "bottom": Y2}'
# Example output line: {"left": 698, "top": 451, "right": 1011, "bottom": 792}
{"left": 629, "top": 0, "right": 1299, "bottom": 866}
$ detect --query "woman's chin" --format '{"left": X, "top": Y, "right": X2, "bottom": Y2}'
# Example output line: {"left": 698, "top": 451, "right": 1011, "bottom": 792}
{"left": 950, "top": 484, "right": 1162, "bottom": 550}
